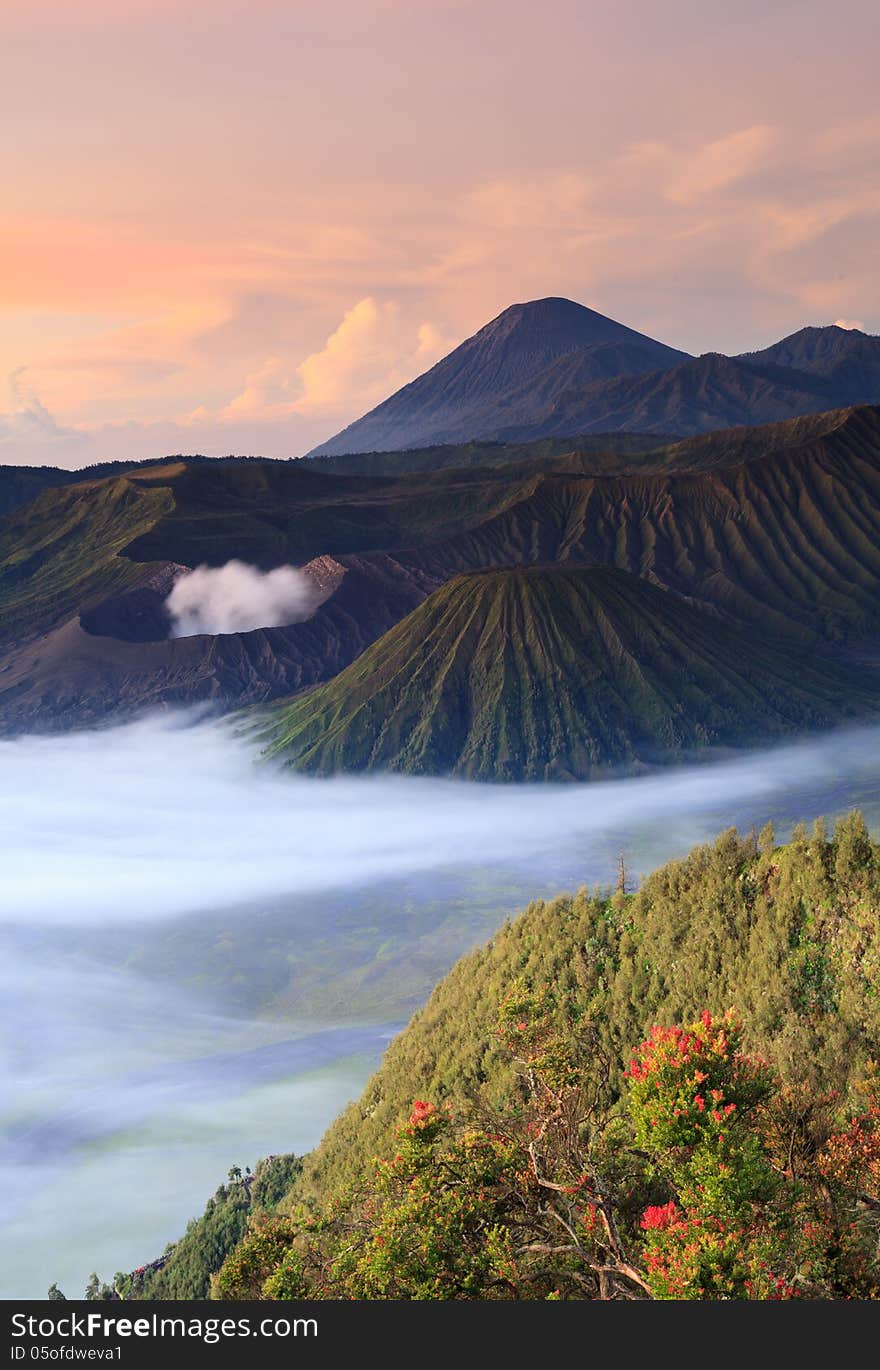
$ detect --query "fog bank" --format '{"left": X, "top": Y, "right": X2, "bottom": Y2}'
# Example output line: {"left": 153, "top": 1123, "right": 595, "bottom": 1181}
{"left": 2, "top": 715, "right": 880, "bottom": 926}
{"left": 3, "top": 714, "right": 880, "bottom": 1297}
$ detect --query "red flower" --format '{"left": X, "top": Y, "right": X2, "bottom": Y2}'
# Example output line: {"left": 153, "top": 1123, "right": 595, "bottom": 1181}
{"left": 641, "top": 1201, "right": 678, "bottom": 1231}
{"left": 409, "top": 1100, "right": 437, "bottom": 1126}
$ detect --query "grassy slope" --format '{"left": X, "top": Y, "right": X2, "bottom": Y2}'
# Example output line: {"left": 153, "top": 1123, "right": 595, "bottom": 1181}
{"left": 308, "top": 432, "right": 672, "bottom": 478}
{"left": 3, "top": 405, "right": 880, "bottom": 739}
{"left": 128, "top": 1155, "right": 301, "bottom": 1301}
{"left": 101, "top": 816, "right": 880, "bottom": 1294}
{"left": 0, "top": 458, "right": 534, "bottom": 647}
{"left": 259, "top": 566, "right": 876, "bottom": 780}
{"left": 401, "top": 405, "right": 880, "bottom": 646}
{"left": 290, "top": 815, "right": 880, "bottom": 1207}
{"left": 0, "top": 473, "right": 175, "bottom": 646}
{"left": 4, "top": 405, "right": 880, "bottom": 653}
{"left": 0, "top": 465, "right": 80, "bottom": 518}
{"left": 121, "top": 459, "right": 543, "bottom": 568}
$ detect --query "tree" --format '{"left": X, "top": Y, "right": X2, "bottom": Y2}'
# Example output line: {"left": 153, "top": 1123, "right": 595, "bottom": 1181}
{"left": 214, "top": 998, "right": 880, "bottom": 1301}
{"left": 84, "top": 1272, "right": 113, "bottom": 1301}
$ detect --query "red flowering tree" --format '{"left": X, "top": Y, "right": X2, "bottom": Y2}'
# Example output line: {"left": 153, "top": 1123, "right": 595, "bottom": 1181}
{"left": 626, "top": 1010, "right": 789, "bottom": 1298}
{"left": 213, "top": 1004, "right": 880, "bottom": 1300}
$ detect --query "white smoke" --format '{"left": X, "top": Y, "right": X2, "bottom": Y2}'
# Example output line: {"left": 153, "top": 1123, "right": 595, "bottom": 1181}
{"left": 166, "top": 560, "right": 321, "bottom": 637}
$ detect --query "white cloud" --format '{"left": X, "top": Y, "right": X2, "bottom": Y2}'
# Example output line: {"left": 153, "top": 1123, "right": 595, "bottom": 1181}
{"left": 217, "top": 355, "right": 297, "bottom": 423}
{"left": 0, "top": 368, "right": 92, "bottom": 465}
{"left": 291, "top": 296, "right": 453, "bottom": 416}
{"left": 201, "top": 298, "right": 454, "bottom": 429}
{"left": 166, "top": 560, "right": 322, "bottom": 637}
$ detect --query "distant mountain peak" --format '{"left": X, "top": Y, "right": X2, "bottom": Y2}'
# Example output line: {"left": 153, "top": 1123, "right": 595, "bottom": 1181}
{"left": 306, "top": 298, "right": 690, "bottom": 457}
{"left": 306, "top": 300, "right": 880, "bottom": 457}
{"left": 473, "top": 296, "right": 661, "bottom": 344}
{"left": 785, "top": 323, "right": 870, "bottom": 340}
{"left": 741, "top": 322, "right": 878, "bottom": 365}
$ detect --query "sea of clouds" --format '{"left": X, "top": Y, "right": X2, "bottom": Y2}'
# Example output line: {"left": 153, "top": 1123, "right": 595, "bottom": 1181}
{"left": 3, "top": 713, "right": 880, "bottom": 926}
{"left": 2, "top": 713, "right": 880, "bottom": 1297}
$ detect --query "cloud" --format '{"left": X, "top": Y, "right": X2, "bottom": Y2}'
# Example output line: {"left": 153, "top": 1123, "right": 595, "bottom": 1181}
{"left": 666, "top": 125, "right": 776, "bottom": 204}
{"left": 0, "top": 369, "right": 93, "bottom": 465}
{"left": 291, "top": 296, "right": 453, "bottom": 416}
{"left": 218, "top": 356, "right": 296, "bottom": 422}
{"left": 2, "top": 100, "right": 878, "bottom": 459}
{"left": 208, "top": 297, "right": 454, "bottom": 427}
{"left": 464, "top": 172, "right": 593, "bottom": 230}
{"left": 166, "top": 560, "right": 322, "bottom": 637}
{"left": 441, "top": 118, "right": 880, "bottom": 350}
{"left": 834, "top": 318, "right": 866, "bottom": 331}
{"left": 1, "top": 712, "right": 880, "bottom": 925}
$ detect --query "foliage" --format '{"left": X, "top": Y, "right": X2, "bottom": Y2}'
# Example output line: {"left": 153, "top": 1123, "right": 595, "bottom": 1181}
{"left": 115, "top": 813, "right": 880, "bottom": 1303}
{"left": 213, "top": 998, "right": 880, "bottom": 1300}
{"left": 70, "top": 1154, "right": 302, "bottom": 1303}
{"left": 292, "top": 813, "right": 880, "bottom": 1207}
{"left": 126, "top": 1154, "right": 301, "bottom": 1300}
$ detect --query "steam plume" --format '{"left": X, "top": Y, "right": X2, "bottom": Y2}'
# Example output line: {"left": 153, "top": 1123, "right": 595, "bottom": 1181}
{"left": 166, "top": 560, "right": 320, "bottom": 637}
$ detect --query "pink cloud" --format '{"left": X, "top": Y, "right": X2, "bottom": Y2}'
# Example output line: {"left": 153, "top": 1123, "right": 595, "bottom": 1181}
{"left": 1, "top": 3, "right": 878, "bottom": 462}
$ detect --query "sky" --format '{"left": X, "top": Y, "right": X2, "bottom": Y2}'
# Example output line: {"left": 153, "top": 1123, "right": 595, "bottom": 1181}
{"left": 0, "top": 0, "right": 878, "bottom": 467}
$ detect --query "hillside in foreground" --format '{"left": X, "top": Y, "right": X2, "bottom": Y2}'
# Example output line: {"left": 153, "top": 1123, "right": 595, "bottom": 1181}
{"left": 111, "top": 813, "right": 880, "bottom": 1300}
{"left": 286, "top": 812, "right": 880, "bottom": 1208}
{"left": 259, "top": 565, "right": 877, "bottom": 780}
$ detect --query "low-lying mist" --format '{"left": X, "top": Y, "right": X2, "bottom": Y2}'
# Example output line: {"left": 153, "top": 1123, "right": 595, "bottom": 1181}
{"left": 3, "top": 712, "right": 880, "bottom": 1298}
{"left": 3, "top": 714, "right": 880, "bottom": 926}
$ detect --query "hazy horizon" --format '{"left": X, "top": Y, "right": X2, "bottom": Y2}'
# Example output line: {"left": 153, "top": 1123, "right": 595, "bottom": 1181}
{"left": 1, "top": 0, "right": 878, "bottom": 468}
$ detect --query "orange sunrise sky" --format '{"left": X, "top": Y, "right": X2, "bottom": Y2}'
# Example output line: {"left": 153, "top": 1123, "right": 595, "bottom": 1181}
{"left": 1, "top": 0, "right": 878, "bottom": 466}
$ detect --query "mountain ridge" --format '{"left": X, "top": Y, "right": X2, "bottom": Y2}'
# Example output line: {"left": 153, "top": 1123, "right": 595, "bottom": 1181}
{"left": 3, "top": 404, "right": 880, "bottom": 737}
{"left": 258, "top": 565, "right": 877, "bottom": 781}
{"left": 307, "top": 297, "right": 691, "bottom": 455}
{"left": 308, "top": 299, "right": 880, "bottom": 454}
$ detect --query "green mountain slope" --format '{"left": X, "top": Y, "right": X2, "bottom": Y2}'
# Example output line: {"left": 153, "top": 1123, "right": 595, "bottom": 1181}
{"left": 4, "top": 404, "right": 880, "bottom": 734}
{"left": 290, "top": 813, "right": 880, "bottom": 1207}
{"left": 85, "top": 815, "right": 880, "bottom": 1299}
{"left": 0, "top": 464, "right": 79, "bottom": 518}
{"left": 400, "top": 404, "right": 880, "bottom": 647}
{"left": 0, "top": 471, "right": 175, "bottom": 648}
{"left": 127, "top": 1155, "right": 301, "bottom": 1301}
{"left": 309, "top": 431, "right": 672, "bottom": 478}
{"left": 260, "top": 566, "right": 876, "bottom": 780}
